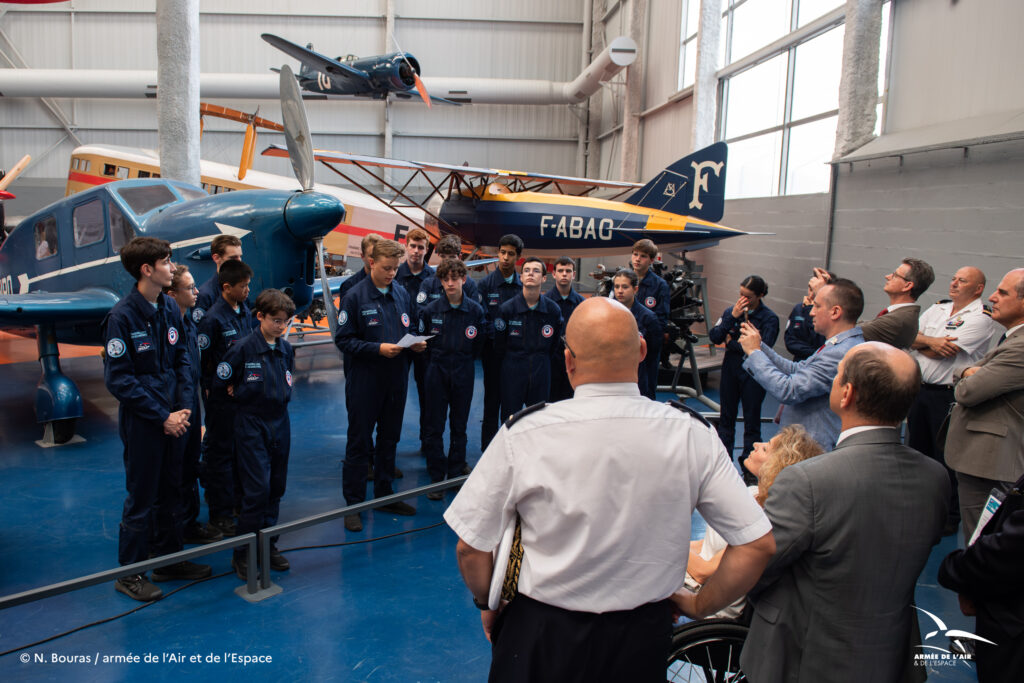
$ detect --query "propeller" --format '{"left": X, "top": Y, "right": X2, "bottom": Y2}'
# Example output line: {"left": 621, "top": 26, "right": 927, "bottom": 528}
{"left": 390, "top": 33, "right": 432, "bottom": 108}
{"left": 279, "top": 63, "right": 315, "bottom": 192}
{"left": 239, "top": 119, "right": 257, "bottom": 181}
{"left": 0, "top": 154, "right": 31, "bottom": 193}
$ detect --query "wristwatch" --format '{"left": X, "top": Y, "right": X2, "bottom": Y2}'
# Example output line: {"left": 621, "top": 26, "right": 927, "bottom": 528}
{"left": 472, "top": 595, "right": 490, "bottom": 610}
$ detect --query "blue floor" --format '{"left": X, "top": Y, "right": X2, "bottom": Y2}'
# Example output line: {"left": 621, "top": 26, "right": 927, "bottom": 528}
{"left": 0, "top": 345, "right": 977, "bottom": 681}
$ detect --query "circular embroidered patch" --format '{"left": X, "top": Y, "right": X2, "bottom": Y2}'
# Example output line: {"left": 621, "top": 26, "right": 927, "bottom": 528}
{"left": 167, "top": 327, "right": 179, "bottom": 345}
{"left": 198, "top": 333, "right": 210, "bottom": 350}
{"left": 338, "top": 310, "right": 348, "bottom": 326}
{"left": 416, "top": 291, "right": 427, "bottom": 304}
{"left": 401, "top": 313, "right": 410, "bottom": 327}
{"left": 645, "top": 296, "right": 656, "bottom": 308}
{"left": 465, "top": 325, "right": 478, "bottom": 339}
{"left": 494, "top": 318, "right": 506, "bottom": 332}
{"left": 216, "top": 362, "right": 232, "bottom": 380}
{"left": 285, "top": 370, "right": 293, "bottom": 387}
{"left": 541, "top": 324, "right": 554, "bottom": 338}
{"left": 106, "top": 338, "right": 126, "bottom": 358}
{"left": 192, "top": 307, "right": 205, "bottom": 323}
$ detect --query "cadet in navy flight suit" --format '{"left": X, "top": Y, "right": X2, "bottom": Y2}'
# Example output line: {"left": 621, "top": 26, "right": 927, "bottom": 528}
{"left": 494, "top": 256, "right": 563, "bottom": 421}
{"left": 164, "top": 265, "right": 222, "bottom": 545}
{"left": 631, "top": 239, "right": 671, "bottom": 399}
{"left": 417, "top": 258, "right": 487, "bottom": 498}
{"left": 104, "top": 237, "right": 210, "bottom": 603}
{"left": 417, "top": 234, "right": 480, "bottom": 309}
{"left": 477, "top": 234, "right": 523, "bottom": 446}
{"left": 197, "top": 259, "right": 255, "bottom": 537}
{"left": 709, "top": 275, "right": 779, "bottom": 474}
{"left": 335, "top": 239, "right": 427, "bottom": 532}
{"left": 784, "top": 268, "right": 833, "bottom": 361}
{"left": 192, "top": 234, "right": 242, "bottom": 325}
{"left": 545, "top": 256, "right": 585, "bottom": 401}
{"left": 612, "top": 269, "right": 660, "bottom": 397}
{"left": 338, "top": 233, "right": 381, "bottom": 304}
{"left": 216, "top": 289, "right": 296, "bottom": 580}
{"left": 395, "top": 228, "right": 435, "bottom": 451}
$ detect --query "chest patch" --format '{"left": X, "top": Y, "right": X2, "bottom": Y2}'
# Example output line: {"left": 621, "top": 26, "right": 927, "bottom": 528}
{"left": 401, "top": 313, "right": 410, "bottom": 328}
{"left": 107, "top": 338, "right": 126, "bottom": 358}
{"left": 416, "top": 291, "right": 427, "bottom": 304}
{"left": 286, "top": 370, "right": 293, "bottom": 387}
{"left": 645, "top": 296, "right": 656, "bottom": 308}
{"left": 167, "top": 326, "right": 179, "bottom": 345}
{"left": 541, "top": 324, "right": 554, "bottom": 338}
{"left": 465, "top": 325, "right": 478, "bottom": 339}
{"left": 192, "top": 308, "right": 205, "bottom": 323}
{"left": 216, "top": 362, "right": 232, "bottom": 380}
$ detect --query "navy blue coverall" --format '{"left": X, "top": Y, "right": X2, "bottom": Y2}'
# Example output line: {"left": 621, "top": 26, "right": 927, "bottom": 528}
{"left": 197, "top": 295, "right": 254, "bottom": 520}
{"left": 335, "top": 277, "right": 415, "bottom": 504}
{"left": 417, "top": 295, "right": 487, "bottom": 482}
{"left": 477, "top": 269, "right": 522, "bottom": 446}
{"left": 636, "top": 269, "right": 671, "bottom": 399}
{"left": 708, "top": 302, "right": 779, "bottom": 465}
{"left": 338, "top": 267, "right": 368, "bottom": 303}
{"left": 494, "top": 293, "right": 563, "bottom": 421}
{"left": 545, "top": 286, "right": 585, "bottom": 402}
{"left": 103, "top": 288, "right": 192, "bottom": 566}
{"left": 629, "top": 298, "right": 661, "bottom": 398}
{"left": 784, "top": 300, "right": 824, "bottom": 361}
{"left": 418, "top": 272, "right": 480, "bottom": 308}
{"left": 397, "top": 261, "right": 435, "bottom": 445}
{"left": 174, "top": 309, "right": 203, "bottom": 532}
{"left": 214, "top": 330, "right": 294, "bottom": 547}
{"left": 192, "top": 273, "right": 219, "bottom": 324}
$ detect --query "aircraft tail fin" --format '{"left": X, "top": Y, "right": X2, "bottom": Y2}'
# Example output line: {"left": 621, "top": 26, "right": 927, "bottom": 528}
{"left": 623, "top": 141, "right": 728, "bottom": 223}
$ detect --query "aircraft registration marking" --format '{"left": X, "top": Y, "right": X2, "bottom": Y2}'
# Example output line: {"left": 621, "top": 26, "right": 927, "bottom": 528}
{"left": 538, "top": 215, "right": 615, "bottom": 241}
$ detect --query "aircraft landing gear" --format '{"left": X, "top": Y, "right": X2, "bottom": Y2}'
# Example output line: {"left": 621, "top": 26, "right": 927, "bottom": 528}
{"left": 35, "top": 323, "right": 83, "bottom": 446}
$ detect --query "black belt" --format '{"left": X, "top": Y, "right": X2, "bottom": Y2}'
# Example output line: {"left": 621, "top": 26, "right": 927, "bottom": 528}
{"left": 921, "top": 383, "right": 954, "bottom": 391}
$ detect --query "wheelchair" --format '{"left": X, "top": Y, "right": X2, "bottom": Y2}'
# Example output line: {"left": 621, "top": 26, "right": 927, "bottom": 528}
{"left": 666, "top": 616, "right": 750, "bottom": 682}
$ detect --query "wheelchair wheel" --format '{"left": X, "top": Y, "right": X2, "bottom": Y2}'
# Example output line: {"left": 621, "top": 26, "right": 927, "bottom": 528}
{"left": 666, "top": 618, "right": 749, "bottom": 682}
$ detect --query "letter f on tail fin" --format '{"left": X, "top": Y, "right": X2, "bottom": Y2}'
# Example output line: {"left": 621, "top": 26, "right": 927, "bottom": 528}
{"left": 623, "top": 142, "right": 728, "bottom": 223}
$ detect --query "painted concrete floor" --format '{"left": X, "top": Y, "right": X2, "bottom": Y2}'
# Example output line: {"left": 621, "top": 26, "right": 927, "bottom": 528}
{"left": 0, "top": 341, "right": 977, "bottom": 682}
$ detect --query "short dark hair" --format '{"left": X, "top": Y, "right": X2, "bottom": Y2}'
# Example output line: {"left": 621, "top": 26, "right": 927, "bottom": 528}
{"left": 821, "top": 278, "right": 864, "bottom": 322}
{"left": 522, "top": 256, "right": 546, "bottom": 274}
{"left": 902, "top": 257, "right": 935, "bottom": 300}
{"left": 632, "top": 239, "right": 658, "bottom": 258}
{"left": 164, "top": 263, "right": 191, "bottom": 294}
{"left": 553, "top": 256, "right": 575, "bottom": 270}
{"left": 741, "top": 274, "right": 768, "bottom": 297}
{"left": 499, "top": 234, "right": 524, "bottom": 255}
{"left": 218, "top": 259, "right": 253, "bottom": 289}
{"left": 254, "top": 288, "right": 295, "bottom": 317}
{"left": 436, "top": 234, "right": 462, "bottom": 257}
{"left": 612, "top": 268, "right": 639, "bottom": 288}
{"left": 436, "top": 258, "right": 467, "bottom": 280}
{"left": 121, "top": 236, "right": 171, "bottom": 281}
{"left": 840, "top": 345, "right": 921, "bottom": 425}
{"left": 210, "top": 234, "right": 241, "bottom": 257}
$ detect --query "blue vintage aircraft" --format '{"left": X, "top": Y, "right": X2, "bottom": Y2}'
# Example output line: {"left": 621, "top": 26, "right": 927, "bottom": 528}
{"left": 0, "top": 66, "right": 344, "bottom": 444}
{"left": 262, "top": 33, "right": 460, "bottom": 107}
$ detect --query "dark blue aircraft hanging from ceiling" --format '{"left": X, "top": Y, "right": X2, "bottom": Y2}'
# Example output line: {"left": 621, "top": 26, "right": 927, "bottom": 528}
{"left": 261, "top": 33, "right": 461, "bottom": 106}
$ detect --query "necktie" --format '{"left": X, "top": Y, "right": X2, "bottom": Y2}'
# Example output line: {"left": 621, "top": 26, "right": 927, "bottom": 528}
{"left": 998, "top": 333, "right": 1007, "bottom": 346}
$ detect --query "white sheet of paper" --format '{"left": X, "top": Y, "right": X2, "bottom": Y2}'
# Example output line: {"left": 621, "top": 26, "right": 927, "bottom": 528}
{"left": 396, "top": 333, "right": 433, "bottom": 348}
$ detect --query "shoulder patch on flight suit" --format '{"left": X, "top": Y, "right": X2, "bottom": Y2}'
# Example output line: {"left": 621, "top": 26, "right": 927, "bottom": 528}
{"left": 504, "top": 402, "right": 548, "bottom": 428}
{"left": 667, "top": 400, "right": 712, "bottom": 429}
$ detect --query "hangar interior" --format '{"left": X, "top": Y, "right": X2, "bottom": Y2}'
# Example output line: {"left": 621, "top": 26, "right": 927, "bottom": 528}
{"left": 0, "top": 0, "right": 1017, "bottom": 680}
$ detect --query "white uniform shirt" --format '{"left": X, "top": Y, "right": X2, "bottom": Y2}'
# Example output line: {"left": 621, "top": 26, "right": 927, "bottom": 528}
{"left": 444, "top": 382, "right": 771, "bottom": 613}
{"left": 911, "top": 298, "right": 998, "bottom": 385}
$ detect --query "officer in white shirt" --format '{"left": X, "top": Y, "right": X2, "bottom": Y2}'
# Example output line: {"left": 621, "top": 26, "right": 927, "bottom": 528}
{"left": 908, "top": 266, "right": 998, "bottom": 535}
{"left": 444, "top": 297, "right": 774, "bottom": 683}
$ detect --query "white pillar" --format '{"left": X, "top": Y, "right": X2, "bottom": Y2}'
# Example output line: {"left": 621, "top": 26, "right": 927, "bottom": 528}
{"left": 834, "top": 0, "right": 882, "bottom": 158}
{"left": 620, "top": 0, "right": 647, "bottom": 183}
{"left": 156, "top": 0, "right": 200, "bottom": 185}
{"left": 691, "top": 0, "right": 723, "bottom": 151}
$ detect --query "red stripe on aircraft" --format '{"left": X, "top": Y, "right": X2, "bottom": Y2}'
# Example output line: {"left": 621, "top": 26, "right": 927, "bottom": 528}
{"left": 67, "top": 171, "right": 112, "bottom": 187}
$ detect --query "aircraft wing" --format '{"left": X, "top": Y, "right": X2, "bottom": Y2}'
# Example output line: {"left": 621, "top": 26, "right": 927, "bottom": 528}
{"left": 0, "top": 288, "right": 121, "bottom": 327}
{"left": 262, "top": 34, "right": 369, "bottom": 83}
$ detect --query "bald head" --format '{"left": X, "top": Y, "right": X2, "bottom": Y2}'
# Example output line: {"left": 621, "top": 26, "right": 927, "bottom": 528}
{"left": 949, "top": 266, "right": 985, "bottom": 305}
{"left": 564, "top": 297, "right": 646, "bottom": 388}
{"left": 832, "top": 342, "right": 921, "bottom": 426}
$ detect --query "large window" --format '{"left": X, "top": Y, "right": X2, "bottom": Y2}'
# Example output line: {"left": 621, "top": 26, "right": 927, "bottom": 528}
{"left": 677, "top": 0, "right": 701, "bottom": 90}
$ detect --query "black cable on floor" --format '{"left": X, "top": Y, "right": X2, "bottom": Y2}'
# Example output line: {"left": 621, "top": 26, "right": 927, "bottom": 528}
{"left": 0, "top": 520, "right": 449, "bottom": 658}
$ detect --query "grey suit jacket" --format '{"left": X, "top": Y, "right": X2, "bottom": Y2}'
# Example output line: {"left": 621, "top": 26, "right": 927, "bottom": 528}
{"left": 946, "top": 327, "right": 1024, "bottom": 482}
{"left": 861, "top": 304, "right": 920, "bottom": 349}
{"left": 741, "top": 429, "right": 949, "bottom": 683}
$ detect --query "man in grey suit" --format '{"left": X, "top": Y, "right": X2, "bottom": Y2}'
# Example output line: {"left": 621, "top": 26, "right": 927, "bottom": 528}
{"left": 740, "top": 278, "right": 865, "bottom": 450}
{"left": 945, "top": 268, "right": 1024, "bottom": 540}
{"left": 860, "top": 257, "right": 934, "bottom": 349}
{"left": 741, "top": 342, "right": 950, "bottom": 683}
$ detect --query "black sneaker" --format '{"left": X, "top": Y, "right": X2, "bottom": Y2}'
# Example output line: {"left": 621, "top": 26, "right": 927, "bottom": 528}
{"left": 183, "top": 522, "right": 224, "bottom": 545}
{"left": 378, "top": 501, "right": 416, "bottom": 516}
{"left": 209, "top": 517, "right": 237, "bottom": 537}
{"left": 344, "top": 513, "right": 363, "bottom": 532}
{"left": 114, "top": 574, "right": 162, "bottom": 602}
{"left": 269, "top": 544, "right": 290, "bottom": 571}
{"left": 152, "top": 560, "right": 213, "bottom": 582}
{"left": 231, "top": 554, "right": 253, "bottom": 582}
{"left": 426, "top": 483, "right": 444, "bottom": 501}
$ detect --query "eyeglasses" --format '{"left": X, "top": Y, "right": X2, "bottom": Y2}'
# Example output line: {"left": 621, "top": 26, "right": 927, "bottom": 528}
{"left": 561, "top": 335, "right": 576, "bottom": 358}
{"left": 889, "top": 271, "right": 910, "bottom": 282}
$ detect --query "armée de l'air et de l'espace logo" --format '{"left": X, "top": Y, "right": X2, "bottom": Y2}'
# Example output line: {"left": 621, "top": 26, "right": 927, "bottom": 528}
{"left": 912, "top": 606, "right": 995, "bottom": 669}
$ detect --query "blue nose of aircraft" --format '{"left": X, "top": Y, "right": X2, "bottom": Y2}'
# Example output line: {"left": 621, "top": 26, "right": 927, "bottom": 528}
{"left": 283, "top": 191, "right": 345, "bottom": 242}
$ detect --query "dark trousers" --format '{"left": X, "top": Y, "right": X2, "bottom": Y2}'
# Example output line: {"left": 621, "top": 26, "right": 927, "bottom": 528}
{"left": 489, "top": 595, "right": 673, "bottom": 683}
{"left": 201, "top": 399, "right": 236, "bottom": 520}
{"left": 118, "top": 409, "right": 183, "bottom": 566}
{"left": 422, "top": 362, "right": 474, "bottom": 482}
{"left": 234, "top": 411, "right": 290, "bottom": 548}
{"left": 500, "top": 353, "right": 551, "bottom": 423}
{"left": 716, "top": 355, "right": 768, "bottom": 465}
{"left": 177, "top": 395, "right": 203, "bottom": 528}
{"left": 481, "top": 347, "right": 502, "bottom": 449}
{"left": 411, "top": 350, "right": 430, "bottom": 445}
{"left": 906, "top": 384, "right": 960, "bottom": 523}
{"left": 343, "top": 367, "right": 409, "bottom": 504}
{"left": 641, "top": 334, "right": 663, "bottom": 400}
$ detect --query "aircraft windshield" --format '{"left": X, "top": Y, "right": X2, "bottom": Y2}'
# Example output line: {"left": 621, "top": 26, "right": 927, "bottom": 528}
{"left": 116, "top": 185, "right": 178, "bottom": 216}
{"left": 178, "top": 186, "right": 207, "bottom": 202}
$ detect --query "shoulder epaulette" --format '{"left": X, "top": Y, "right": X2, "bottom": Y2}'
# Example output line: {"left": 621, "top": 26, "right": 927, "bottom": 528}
{"left": 667, "top": 400, "right": 712, "bottom": 428}
{"left": 938, "top": 299, "right": 952, "bottom": 304}
{"left": 983, "top": 304, "right": 993, "bottom": 316}
{"left": 505, "top": 402, "right": 547, "bottom": 428}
